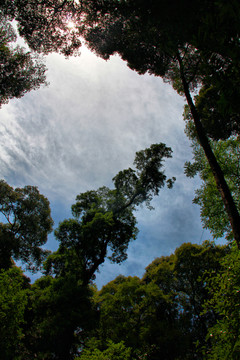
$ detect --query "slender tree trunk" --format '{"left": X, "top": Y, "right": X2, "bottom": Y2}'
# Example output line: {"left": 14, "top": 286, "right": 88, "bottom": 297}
{"left": 177, "top": 54, "right": 240, "bottom": 247}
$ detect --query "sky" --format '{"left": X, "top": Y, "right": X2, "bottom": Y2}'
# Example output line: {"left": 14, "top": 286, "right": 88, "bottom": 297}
{"left": 0, "top": 46, "right": 214, "bottom": 289}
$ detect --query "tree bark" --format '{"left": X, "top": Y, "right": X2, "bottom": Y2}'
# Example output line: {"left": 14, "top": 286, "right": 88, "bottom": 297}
{"left": 177, "top": 54, "right": 240, "bottom": 247}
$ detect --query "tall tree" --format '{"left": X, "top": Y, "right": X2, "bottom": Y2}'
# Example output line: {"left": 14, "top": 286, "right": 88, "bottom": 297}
{"left": 49, "top": 143, "right": 175, "bottom": 285}
{"left": 21, "top": 272, "right": 96, "bottom": 360}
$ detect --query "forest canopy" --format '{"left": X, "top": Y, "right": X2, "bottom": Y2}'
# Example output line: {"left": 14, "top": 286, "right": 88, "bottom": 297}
{"left": 1, "top": 0, "right": 240, "bottom": 359}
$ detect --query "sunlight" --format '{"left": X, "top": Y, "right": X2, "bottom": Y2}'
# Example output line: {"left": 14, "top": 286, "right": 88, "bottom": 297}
{"left": 67, "top": 20, "right": 76, "bottom": 30}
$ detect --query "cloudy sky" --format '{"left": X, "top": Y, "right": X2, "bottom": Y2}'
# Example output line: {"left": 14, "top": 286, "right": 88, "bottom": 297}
{"left": 0, "top": 46, "right": 214, "bottom": 288}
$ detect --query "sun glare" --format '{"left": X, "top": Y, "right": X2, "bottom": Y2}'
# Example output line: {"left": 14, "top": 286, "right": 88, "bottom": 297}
{"left": 67, "top": 20, "right": 76, "bottom": 30}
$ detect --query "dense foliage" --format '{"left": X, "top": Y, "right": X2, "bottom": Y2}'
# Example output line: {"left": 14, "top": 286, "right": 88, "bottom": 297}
{"left": 0, "top": 180, "right": 53, "bottom": 271}
{"left": 1, "top": 223, "right": 232, "bottom": 359}
{"left": 202, "top": 243, "right": 240, "bottom": 359}
{"left": 86, "top": 241, "right": 228, "bottom": 360}
{"left": 0, "top": 11, "right": 47, "bottom": 106}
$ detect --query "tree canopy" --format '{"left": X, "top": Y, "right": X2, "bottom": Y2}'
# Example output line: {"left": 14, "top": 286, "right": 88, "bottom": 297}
{"left": 0, "top": 180, "right": 53, "bottom": 271}
{"left": 1, "top": 0, "right": 82, "bottom": 56}
{"left": 0, "top": 11, "right": 47, "bottom": 106}
{"left": 84, "top": 241, "right": 228, "bottom": 360}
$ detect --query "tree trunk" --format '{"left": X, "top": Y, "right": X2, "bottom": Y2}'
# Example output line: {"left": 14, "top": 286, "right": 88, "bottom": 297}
{"left": 177, "top": 54, "right": 240, "bottom": 247}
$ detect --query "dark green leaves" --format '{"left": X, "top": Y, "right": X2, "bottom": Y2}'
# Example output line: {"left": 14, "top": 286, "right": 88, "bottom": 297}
{"left": 6, "top": 0, "right": 82, "bottom": 56}
{"left": 0, "top": 180, "right": 53, "bottom": 271}
{"left": 0, "top": 12, "right": 47, "bottom": 106}
{"left": 113, "top": 143, "right": 175, "bottom": 210}
{"left": 0, "top": 267, "right": 30, "bottom": 360}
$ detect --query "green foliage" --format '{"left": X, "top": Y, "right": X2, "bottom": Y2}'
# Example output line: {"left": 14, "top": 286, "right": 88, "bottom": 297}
{"left": 142, "top": 254, "right": 176, "bottom": 294}
{"left": 0, "top": 180, "right": 53, "bottom": 271}
{"left": 202, "top": 243, "right": 240, "bottom": 359}
{"left": 83, "top": 0, "right": 240, "bottom": 94}
{"left": 85, "top": 242, "right": 227, "bottom": 360}
{"left": 173, "top": 242, "right": 227, "bottom": 343}
{"left": 184, "top": 137, "right": 240, "bottom": 240}
{"left": 113, "top": 143, "right": 175, "bottom": 209}
{"left": 1, "top": 0, "right": 82, "bottom": 56}
{"left": 21, "top": 273, "right": 96, "bottom": 360}
{"left": 93, "top": 275, "right": 180, "bottom": 359}
{"left": 143, "top": 241, "right": 228, "bottom": 358}
{"left": 0, "top": 267, "right": 30, "bottom": 360}
{"left": 184, "top": 86, "right": 240, "bottom": 141}
{"left": 77, "top": 340, "right": 132, "bottom": 360}
{"left": 0, "top": 12, "right": 47, "bottom": 106}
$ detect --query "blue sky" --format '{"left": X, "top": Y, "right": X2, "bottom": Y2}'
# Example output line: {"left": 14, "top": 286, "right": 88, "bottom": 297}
{"left": 0, "top": 47, "right": 214, "bottom": 288}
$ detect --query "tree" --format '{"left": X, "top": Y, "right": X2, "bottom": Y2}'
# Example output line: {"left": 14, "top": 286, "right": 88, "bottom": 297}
{"left": 185, "top": 137, "right": 240, "bottom": 241}
{"left": 49, "top": 143, "right": 175, "bottom": 285}
{"left": 0, "top": 180, "right": 53, "bottom": 271}
{"left": 81, "top": 0, "right": 240, "bottom": 247}
{"left": 0, "top": 12, "right": 47, "bottom": 106}
{"left": 173, "top": 242, "right": 228, "bottom": 354}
